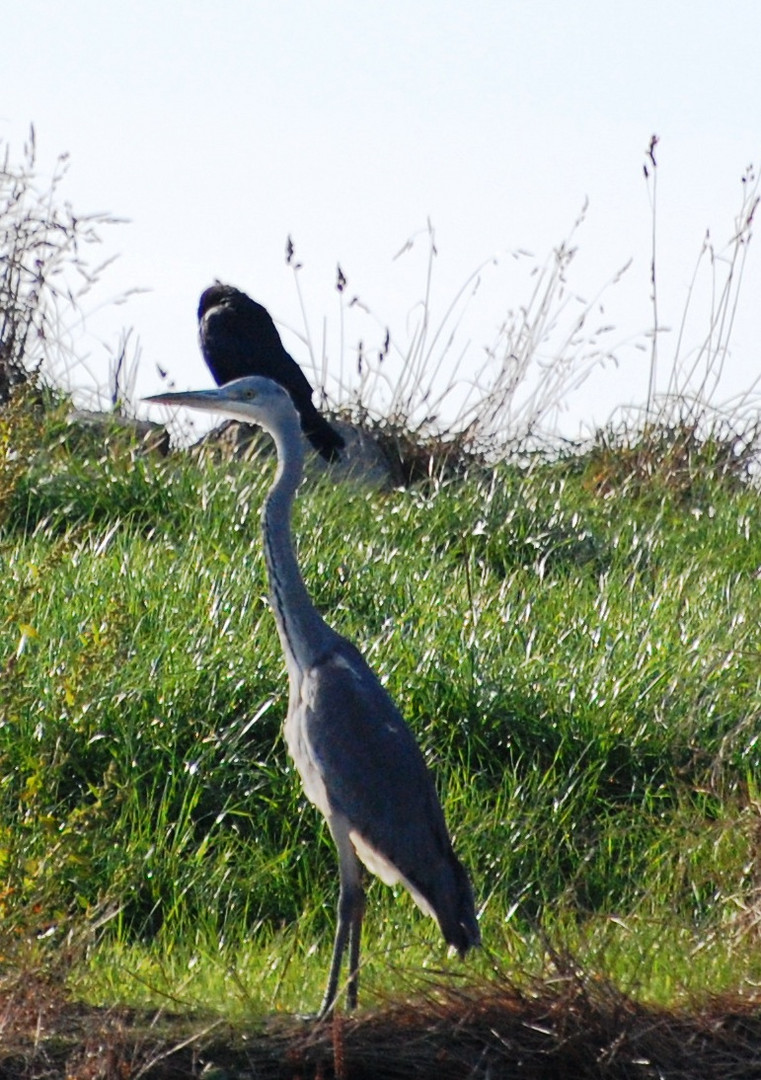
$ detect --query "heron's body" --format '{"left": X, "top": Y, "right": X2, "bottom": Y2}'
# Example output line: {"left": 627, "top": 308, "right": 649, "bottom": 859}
{"left": 282, "top": 642, "right": 477, "bottom": 942}
{"left": 145, "top": 376, "right": 479, "bottom": 1014}
{"left": 198, "top": 284, "right": 345, "bottom": 463}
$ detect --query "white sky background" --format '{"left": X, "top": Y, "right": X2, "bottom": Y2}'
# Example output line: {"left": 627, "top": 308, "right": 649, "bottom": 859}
{"left": 2, "top": 1, "right": 760, "bottom": 441}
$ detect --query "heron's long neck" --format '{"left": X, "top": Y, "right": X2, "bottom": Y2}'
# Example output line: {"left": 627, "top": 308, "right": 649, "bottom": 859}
{"left": 262, "top": 417, "right": 336, "bottom": 675}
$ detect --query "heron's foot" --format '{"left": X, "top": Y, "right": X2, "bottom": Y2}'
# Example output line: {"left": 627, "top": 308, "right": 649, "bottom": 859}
{"left": 292, "top": 1010, "right": 326, "bottom": 1023}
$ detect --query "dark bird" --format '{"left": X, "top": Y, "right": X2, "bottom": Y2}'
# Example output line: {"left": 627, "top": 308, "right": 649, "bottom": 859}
{"left": 197, "top": 284, "right": 345, "bottom": 463}
{"left": 145, "top": 376, "right": 480, "bottom": 1015}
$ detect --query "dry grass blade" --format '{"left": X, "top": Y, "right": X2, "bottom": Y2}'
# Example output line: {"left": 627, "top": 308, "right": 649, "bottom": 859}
{"left": 0, "top": 128, "right": 138, "bottom": 410}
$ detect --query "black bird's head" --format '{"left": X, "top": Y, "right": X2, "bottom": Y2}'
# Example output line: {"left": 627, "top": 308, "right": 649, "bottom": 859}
{"left": 197, "top": 283, "right": 251, "bottom": 322}
{"left": 198, "top": 283, "right": 279, "bottom": 338}
{"left": 197, "top": 283, "right": 229, "bottom": 321}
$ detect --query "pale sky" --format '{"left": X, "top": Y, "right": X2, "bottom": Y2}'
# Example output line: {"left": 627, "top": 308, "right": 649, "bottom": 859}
{"left": 3, "top": 1, "right": 760, "bottom": 438}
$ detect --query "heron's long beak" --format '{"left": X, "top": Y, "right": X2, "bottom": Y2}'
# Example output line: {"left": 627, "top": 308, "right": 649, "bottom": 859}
{"left": 143, "top": 387, "right": 229, "bottom": 414}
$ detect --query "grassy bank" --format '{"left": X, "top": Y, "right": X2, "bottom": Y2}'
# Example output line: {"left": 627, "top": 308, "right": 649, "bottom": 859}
{"left": 2, "top": 387, "right": 761, "bottom": 1025}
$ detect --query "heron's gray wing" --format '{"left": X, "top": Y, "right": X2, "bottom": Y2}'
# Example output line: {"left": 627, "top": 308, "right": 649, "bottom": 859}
{"left": 303, "top": 641, "right": 454, "bottom": 879}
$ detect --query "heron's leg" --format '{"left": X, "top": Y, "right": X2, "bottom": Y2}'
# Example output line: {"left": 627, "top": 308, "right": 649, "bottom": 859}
{"left": 319, "top": 822, "right": 363, "bottom": 1018}
{"left": 346, "top": 879, "right": 365, "bottom": 1011}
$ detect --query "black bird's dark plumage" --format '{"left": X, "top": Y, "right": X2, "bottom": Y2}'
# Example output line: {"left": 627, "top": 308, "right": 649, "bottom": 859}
{"left": 197, "top": 284, "right": 345, "bottom": 463}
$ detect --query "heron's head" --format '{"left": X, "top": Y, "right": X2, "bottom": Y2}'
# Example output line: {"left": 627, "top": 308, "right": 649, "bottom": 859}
{"left": 144, "top": 375, "right": 298, "bottom": 429}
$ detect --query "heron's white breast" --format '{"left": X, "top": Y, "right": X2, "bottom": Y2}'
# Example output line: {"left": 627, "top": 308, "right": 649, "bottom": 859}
{"left": 283, "top": 696, "right": 332, "bottom": 819}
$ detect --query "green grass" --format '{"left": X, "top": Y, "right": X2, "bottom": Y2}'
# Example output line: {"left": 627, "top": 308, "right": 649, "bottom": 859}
{"left": 2, "top": 390, "right": 761, "bottom": 1018}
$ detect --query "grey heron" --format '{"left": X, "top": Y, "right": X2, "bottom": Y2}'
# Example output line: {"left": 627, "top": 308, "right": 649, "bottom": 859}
{"left": 145, "top": 376, "right": 479, "bottom": 1015}
{"left": 197, "top": 284, "right": 345, "bottom": 463}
